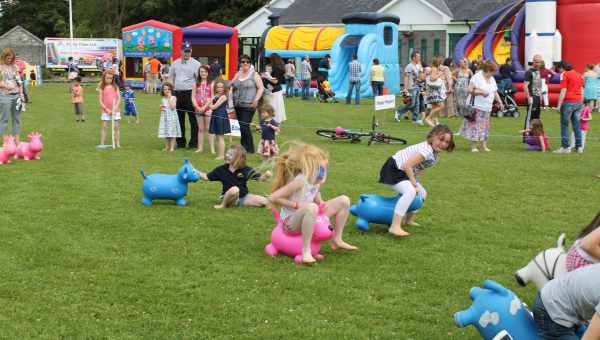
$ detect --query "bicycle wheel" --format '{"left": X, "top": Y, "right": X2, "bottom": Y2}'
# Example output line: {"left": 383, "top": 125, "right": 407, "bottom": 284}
{"left": 316, "top": 129, "right": 350, "bottom": 141}
{"left": 370, "top": 132, "right": 407, "bottom": 145}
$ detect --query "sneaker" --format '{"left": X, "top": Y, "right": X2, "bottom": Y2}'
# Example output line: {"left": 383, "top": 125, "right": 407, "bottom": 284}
{"left": 415, "top": 120, "right": 424, "bottom": 126}
{"left": 576, "top": 147, "right": 584, "bottom": 154}
{"left": 553, "top": 147, "right": 572, "bottom": 154}
{"left": 394, "top": 111, "right": 401, "bottom": 122}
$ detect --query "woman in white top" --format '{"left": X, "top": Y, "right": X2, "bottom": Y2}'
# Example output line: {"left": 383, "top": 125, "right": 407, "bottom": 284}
{"left": 379, "top": 125, "right": 455, "bottom": 237}
{"left": 459, "top": 61, "right": 504, "bottom": 152}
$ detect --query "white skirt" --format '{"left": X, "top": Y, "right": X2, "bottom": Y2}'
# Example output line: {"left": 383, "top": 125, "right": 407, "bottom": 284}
{"left": 265, "top": 90, "right": 287, "bottom": 123}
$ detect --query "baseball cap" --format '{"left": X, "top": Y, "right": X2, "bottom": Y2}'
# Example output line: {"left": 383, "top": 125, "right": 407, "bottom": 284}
{"left": 183, "top": 41, "right": 192, "bottom": 52}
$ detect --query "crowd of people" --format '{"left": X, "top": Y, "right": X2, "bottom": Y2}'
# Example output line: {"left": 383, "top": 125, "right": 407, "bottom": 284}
{"left": 392, "top": 51, "right": 596, "bottom": 155}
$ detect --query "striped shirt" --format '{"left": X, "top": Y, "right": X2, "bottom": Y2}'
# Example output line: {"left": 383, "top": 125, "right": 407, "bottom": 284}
{"left": 301, "top": 60, "right": 312, "bottom": 80}
{"left": 392, "top": 142, "right": 437, "bottom": 175}
{"left": 349, "top": 60, "right": 362, "bottom": 82}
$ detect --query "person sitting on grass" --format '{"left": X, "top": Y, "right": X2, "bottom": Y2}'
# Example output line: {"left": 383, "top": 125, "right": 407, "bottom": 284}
{"left": 378, "top": 125, "right": 455, "bottom": 237}
{"left": 521, "top": 119, "right": 550, "bottom": 152}
{"left": 533, "top": 263, "right": 600, "bottom": 339}
{"left": 199, "top": 145, "right": 271, "bottom": 209}
{"left": 268, "top": 143, "right": 357, "bottom": 265}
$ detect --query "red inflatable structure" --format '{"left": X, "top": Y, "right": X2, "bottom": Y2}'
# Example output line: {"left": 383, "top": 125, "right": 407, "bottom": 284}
{"left": 557, "top": 0, "right": 600, "bottom": 72}
{"left": 455, "top": 0, "right": 600, "bottom": 106}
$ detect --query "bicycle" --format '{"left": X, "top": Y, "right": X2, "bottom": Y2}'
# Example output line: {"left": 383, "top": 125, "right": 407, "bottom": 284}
{"left": 315, "top": 117, "right": 407, "bottom": 146}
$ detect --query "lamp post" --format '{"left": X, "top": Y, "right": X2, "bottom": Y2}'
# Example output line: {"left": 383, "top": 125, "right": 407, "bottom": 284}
{"left": 68, "top": 0, "right": 74, "bottom": 66}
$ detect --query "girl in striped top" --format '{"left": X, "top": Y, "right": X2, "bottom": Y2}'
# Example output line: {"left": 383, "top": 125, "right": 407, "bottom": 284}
{"left": 379, "top": 125, "right": 455, "bottom": 237}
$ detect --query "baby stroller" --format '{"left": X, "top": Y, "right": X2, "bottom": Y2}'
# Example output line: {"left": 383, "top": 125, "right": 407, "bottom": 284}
{"left": 492, "top": 85, "right": 519, "bottom": 118}
{"left": 314, "top": 81, "right": 338, "bottom": 103}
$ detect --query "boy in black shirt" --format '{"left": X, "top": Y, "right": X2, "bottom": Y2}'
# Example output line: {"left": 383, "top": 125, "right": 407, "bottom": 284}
{"left": 200, "top": 145, "right": 271, "bottom": 208}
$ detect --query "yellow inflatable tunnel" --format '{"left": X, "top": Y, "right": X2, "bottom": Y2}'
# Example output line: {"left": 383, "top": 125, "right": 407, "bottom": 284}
{"left": 264, "top": 26, "right": 345, "bottom": 51}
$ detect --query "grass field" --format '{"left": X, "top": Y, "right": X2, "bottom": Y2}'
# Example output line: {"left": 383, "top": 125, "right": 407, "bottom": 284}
{"left": 1, "top": 84, "right": 599, "bottom": 339}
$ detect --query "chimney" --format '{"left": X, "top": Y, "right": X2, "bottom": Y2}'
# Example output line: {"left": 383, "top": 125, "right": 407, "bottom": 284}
{"left": 268, "top": 15, "right": 280, "bottom": 27}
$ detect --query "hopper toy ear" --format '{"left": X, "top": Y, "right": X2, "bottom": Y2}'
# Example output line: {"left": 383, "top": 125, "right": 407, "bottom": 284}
{"left": 182, "top": 166, "right": 189, "bottom": 180}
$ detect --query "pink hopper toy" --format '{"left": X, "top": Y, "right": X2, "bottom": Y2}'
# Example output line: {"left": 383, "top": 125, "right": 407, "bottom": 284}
{"left": 16, "top": 132, "right": 43, "bottom": 160}
{"left": 0, "top": 135, "right": 17, "bottom": 164}
{"left": 265, "top": 203, "right": 333, "bottom": 263}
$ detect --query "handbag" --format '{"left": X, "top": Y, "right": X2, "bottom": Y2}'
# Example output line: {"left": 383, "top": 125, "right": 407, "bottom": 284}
{"left": 464, "top": 90, "right": 478, "bottom": 121}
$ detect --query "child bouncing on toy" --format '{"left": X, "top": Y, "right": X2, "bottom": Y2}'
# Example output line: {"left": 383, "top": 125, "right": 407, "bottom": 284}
{"left": 379, "top": 125, "right": 454, "bottom": 237}
{"left": 198, "top": 145, "right": 271, "bottom": 209}
{"left": 268, "top": 143, "right": 357, "bottom": 265}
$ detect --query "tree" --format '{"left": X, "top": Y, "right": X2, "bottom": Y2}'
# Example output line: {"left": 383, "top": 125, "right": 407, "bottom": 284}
{"left": 0, "top": 0, "right": 69, "bottom": 38}
{"left": 0, "top": 0, "right": 269, "bottom": 39}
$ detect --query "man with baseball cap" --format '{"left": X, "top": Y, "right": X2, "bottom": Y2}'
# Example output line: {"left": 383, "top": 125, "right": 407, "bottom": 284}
{"left": 168, "top": 41, "right": 200, "bottom": 149}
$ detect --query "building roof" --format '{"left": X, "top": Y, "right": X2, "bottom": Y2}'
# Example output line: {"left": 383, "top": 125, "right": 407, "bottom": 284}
{"left": 0, "top": 25, "right": 43, "bottom": 44}
{"left": 277, "top": 0, "right": 516, "bottom": 25}
{"left": 279, "top": 0, "right": 390, "bottom": 25}
{"left": 446, "top": 0, "right": 516, "bottom": 21}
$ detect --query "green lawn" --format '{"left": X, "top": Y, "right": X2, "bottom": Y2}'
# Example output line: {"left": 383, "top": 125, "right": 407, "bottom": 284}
{"left": 1, "top": 84, "right": 599, "bottom": 339}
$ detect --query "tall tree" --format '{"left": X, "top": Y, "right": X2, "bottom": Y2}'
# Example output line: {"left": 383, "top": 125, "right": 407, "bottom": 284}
{"left": 0, "top": 0, "right": 70, "bottom": 38}
{"left": 0, "top": 0, "right": 269, "bottom": 39}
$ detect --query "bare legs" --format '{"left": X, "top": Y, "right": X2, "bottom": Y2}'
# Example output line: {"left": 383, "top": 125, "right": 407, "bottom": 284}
{"left": 214, "top": 187, "right": 268, "bottom": 209}
{"left": 324, "top": 195, "right": 358, "bottom": 251}
{"left": 196, "top": 115, "right": 215, "bottom": 154}
{"left": 215, "top": 134, "right": 225, "bottom": 160}
{"left": 164, "top": 137, "right": 176, "bottom": 152}
{"left": 470, "top": 140, "right": 491, "bottom": 152}
{"left": 425, "top": 102, "right": 444, "bottom": 127}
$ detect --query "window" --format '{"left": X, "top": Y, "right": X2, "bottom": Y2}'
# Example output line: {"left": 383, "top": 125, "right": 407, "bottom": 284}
{"left": 384, "top": 26, "right": 393, "bottom": 46}
{"left": 433, "top": 39, "right": 440, "bottom": 58}
{"left": 398, "top": 38, "right": 402, "bottom": 65}
{"left": 448, "top": 33, "right": 466, "bottom": 58}
{"left": 420, "top": 39, "right": 428, "bottom": 63}
{"left": 408, "top": 39, "right": 414, "bottom": 64}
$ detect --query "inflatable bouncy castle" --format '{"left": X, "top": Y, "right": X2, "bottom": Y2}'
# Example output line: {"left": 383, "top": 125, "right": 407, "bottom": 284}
{"left": 183, "top": 21, "right": 238, "bottom": 80}
{"left": 454, "top": 0, "right": 600, "bottom": 105}
{"left": 261, "top": 12, "right": 401, "bottom": 98}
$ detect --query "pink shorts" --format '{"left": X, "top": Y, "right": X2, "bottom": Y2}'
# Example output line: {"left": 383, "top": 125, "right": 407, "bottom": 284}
{"left": 282, "top": 215, "right": 300, "bottom": 235}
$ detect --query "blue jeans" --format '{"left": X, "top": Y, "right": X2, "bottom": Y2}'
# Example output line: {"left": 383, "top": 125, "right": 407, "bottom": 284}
{"left": 397, "top": 87, "right": 420, "bottom": 121}
{"left": 560, "top": 102, "right": 583, "bottom": 149}
{"left": 301, "top": 78, "right": 310, "bottom": 99}
{"left": 533, "top": 293, "right": 579, "bottom": 340}
{"left": 285, "top": 77, "right": 295, "bottom": 97}
{"left": 346, "top": 80, "right": 360, "bottom": 104}
{"left": 372, "top": 81, "right": 384, "bottom": 97}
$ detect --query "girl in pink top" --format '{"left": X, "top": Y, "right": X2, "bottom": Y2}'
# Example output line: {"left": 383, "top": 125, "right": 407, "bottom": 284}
{"left": 570, "top": 105, "right": 592, "bottom": 151}
{"left": 97, "top": 70, "right": 121, "bottom": 148}
{"left": 191, "top": 65, "right": 215, "bottom": 154}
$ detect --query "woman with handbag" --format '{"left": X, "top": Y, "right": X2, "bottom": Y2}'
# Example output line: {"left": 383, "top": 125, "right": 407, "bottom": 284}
{"left": 459, "top": 61, "right": 504, "bottom": 152}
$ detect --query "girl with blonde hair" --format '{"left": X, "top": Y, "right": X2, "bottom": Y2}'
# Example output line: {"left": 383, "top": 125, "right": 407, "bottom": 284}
{"left": 269, "top": 143, "right": 358, "bottom": 264}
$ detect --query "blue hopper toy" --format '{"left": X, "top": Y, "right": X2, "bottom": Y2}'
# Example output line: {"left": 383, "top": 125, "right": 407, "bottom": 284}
{"left": 350, "top": 194, "right": 424, "bottom": 231}
{"left": 454, "top": 280, "right": 539, "bottom": 340}
{"left": 140, "top": 159, "right": 201, "bottom": 206}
